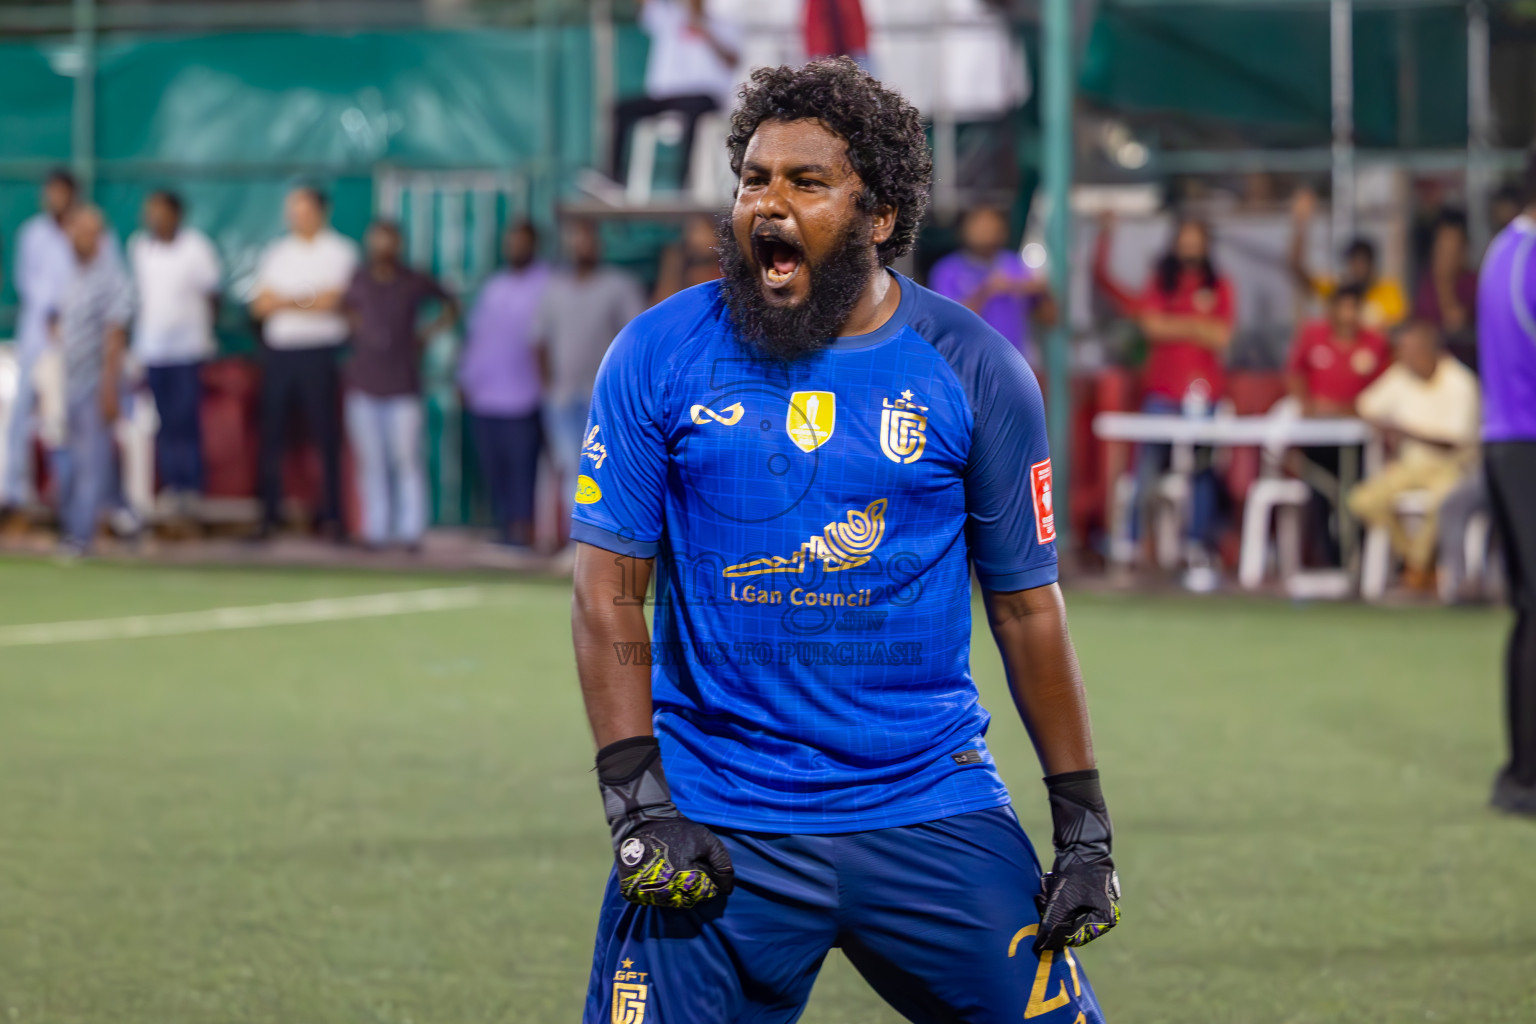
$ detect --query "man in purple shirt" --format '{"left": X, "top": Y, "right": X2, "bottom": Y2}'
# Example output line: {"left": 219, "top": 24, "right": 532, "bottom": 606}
{"left": 458, "top": 222, "right": 549, "bottom": 548}
{"left": 342, "top": 221, "right": 458, "bottom": 551}
{"left": 927, "top": 205, "right": 1056, "bottom": 367}
{"left": 1477, "top": 150, "right": 1536, "bottom": 817}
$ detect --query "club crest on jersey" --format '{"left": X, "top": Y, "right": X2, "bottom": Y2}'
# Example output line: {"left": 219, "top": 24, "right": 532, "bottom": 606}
{"left": 690, "top": 402, "right": 744, "bottom": 426}
{"left": 612, "top": 982, "right": 648, "bottom": 1024}
{"left": 880, "top": 390, "right": 929, "bottom": 464}
{"left": 787, "top": 391, "right": 835, "bottom": 453}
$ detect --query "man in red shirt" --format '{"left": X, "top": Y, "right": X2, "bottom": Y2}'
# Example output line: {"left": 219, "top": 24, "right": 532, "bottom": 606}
{"left": 1284, "top": 283, "right": 1388, "bottom": 565}
{"left": 1286, "top": 283, "right": 1389, "bottom": 415}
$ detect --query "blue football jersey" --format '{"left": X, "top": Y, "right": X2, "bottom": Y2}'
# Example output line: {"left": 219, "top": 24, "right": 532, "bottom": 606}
{"left": 571, "top": 273, "right": 1058, "bottom": 833}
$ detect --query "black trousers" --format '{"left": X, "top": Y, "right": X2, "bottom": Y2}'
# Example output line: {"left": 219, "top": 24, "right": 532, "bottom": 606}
{"left": 611, "top": 93, "right": 719, "bottom": 186}
{"left": 1487, "top": 442, "right": 1536, "bottom": 786}
{"left": 259, "top": 345, "right": 343, "bottom": 529}
{"left": 471, "top": 411, "right": 543, "bottom": 543}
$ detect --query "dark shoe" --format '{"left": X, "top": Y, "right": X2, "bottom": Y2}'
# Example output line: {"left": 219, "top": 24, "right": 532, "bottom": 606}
{"left": 1490, "top": 770, "right": 1536, "bottom": 816}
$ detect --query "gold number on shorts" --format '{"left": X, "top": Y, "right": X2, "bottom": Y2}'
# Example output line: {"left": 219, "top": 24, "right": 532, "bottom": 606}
{"left": 1007, "top": 925, "right": 1081, "bottom": 1019}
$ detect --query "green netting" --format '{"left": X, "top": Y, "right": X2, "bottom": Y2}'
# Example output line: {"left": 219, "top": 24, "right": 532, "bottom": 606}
{"left": 0, "top": 26, "right": 651, "bottom": 526}
{"left": 1081, "top": 4, "right": 1469, "bottom": 148}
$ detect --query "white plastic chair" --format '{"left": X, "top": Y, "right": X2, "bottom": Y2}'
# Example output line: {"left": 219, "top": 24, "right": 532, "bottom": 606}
{"left": 1237, "top": 397, "right": 1310, "bottom": 591}
{"left": 625, "top": 112, "right": 689, "bottom": 205}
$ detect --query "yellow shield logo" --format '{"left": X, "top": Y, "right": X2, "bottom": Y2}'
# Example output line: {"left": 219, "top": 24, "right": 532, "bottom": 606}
{"left": 574, "top": 475, "right": 603, "bottom": 505}
{"left": 787, "top": 391, "right": 835, "bottom": 453}
{"left": 612, "top": 982, "right": 648, "bottom": 1024}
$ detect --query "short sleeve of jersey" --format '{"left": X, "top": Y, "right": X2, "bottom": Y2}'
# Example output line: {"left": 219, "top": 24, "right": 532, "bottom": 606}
{"left": 913, "top": 287, "right": 1058, "bottom": 592}
{"left": 568, "top": 317, "right": 669, "bottom": 558}
{"left": 963, "top": 338, "right": 1058, "bottom": 591}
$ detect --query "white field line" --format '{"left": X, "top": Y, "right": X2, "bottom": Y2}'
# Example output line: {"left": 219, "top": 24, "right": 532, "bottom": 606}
{"left": 0, "top": 586, "right": 507, "bottom": 649}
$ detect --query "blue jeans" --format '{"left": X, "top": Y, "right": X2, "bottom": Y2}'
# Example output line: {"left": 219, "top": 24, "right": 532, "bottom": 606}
{"left": 146, "top": 362, "right": 204, "bottom": 493}
{"left": 344, "top": 391, "right": 425, "bottom": 546}
{"left": 2, "top": 341, "right": 42, "bottom": 505}
{"left": 57, "top": 387, "right": 111, "bottom": 549}
{"left": 544, "top": 395, "right": 591, "bottom": 481}
{"left": 1133, "top": 393, "right": 1221, "bottom": 546}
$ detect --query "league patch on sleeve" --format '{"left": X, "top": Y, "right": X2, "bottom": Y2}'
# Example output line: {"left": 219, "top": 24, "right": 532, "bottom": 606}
{"left": 1029, "top": 459, "right": 1056, "bottom": 544}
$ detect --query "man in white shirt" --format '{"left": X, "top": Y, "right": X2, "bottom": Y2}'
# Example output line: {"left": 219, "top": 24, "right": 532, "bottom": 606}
{"left": 5, "top": 170, "right": 99, "bottom": 511}
{"left": 128, "top": 190, "right": 221, "bottom": 513}
{"left": 610, "top": 0, "right": 740, "bottom": 187}
{"left": 249, "top": 185, "right": 357, "bottom": 540}
{"left": 1347, "top": 320, "right": 1482, "bottom": 590}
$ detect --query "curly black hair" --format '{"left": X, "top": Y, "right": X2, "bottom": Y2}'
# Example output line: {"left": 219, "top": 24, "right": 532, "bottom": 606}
{"left": 727, "top": 57, "right": 932, "bottom": 267}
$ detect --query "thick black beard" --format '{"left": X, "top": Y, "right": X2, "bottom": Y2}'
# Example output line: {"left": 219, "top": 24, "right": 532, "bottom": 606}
{"left": 716, "top": 216, "right": 878, "bottom": 362}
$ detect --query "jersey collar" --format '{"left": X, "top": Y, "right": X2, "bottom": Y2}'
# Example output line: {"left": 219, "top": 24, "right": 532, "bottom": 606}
{"left": 830, "top": 270, "right": 914, "bottom": 352}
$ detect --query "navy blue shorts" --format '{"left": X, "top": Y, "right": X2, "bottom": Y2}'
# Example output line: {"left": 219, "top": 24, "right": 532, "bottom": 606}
{"left": 584, "top": 805, "right": 1106, "bottom": 1023}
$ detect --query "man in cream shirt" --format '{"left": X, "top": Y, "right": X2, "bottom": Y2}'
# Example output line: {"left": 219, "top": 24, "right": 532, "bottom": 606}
{"left": 129, "top": 190, "right": 221, "bottom": 517}
{"left": 1348, "top": 320, "right": 1481, "bottom": 591}
{"left": 249, "top": 185, "right": 357, "bottom": 540}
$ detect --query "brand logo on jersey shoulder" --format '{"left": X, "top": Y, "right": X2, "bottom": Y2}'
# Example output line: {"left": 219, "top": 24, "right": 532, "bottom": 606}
{"left": 1030, "top": 459, "right": 1055, "bottom": 543}
{"left": 880, "top": 390, "right": 929, "bottom": 464}
{"left": 787, "top": 391, "right": 835, "bottom": 452}
{"left": 690, "top": 401, "right": 744, "bottom": 426}
{"left": 575, "top": 475, "right": 603, "bottom": 505}
{"left": 723, "top": 499, "right": 887, "bottom": 577}
{"left": 612, "top": 981, "right": 648, "bottom": 1024}
{"left": 581, "top": 425, "right": 608, "bottom": 469}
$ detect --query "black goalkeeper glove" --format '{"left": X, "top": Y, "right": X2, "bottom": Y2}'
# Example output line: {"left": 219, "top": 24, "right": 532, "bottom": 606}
{"left": 1034, "top": 768, "right": 1121, "bottom": 954}
{"left": 596, "top": 736, "right": 734, "bottom": 910}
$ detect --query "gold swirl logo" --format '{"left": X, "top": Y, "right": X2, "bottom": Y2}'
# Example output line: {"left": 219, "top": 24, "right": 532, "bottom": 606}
{"left": 723, "top": 499, "right": 888, "bottom": 577}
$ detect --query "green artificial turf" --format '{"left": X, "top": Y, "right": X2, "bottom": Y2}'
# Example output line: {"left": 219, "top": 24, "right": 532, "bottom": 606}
{"left": 1, "top": 556, "right": 1532, "bottom": 1022}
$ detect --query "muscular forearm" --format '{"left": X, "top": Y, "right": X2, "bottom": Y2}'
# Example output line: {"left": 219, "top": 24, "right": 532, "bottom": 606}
{"left": 983, "top": 583, "right": 1095, "bottom": 776}
{"left": 572, "top": 543, "right": 656, "bottom": 749}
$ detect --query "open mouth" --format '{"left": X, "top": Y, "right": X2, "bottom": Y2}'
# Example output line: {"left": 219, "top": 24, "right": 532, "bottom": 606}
{"left": 753, "top": 233, "right": 804, "bottom": 289}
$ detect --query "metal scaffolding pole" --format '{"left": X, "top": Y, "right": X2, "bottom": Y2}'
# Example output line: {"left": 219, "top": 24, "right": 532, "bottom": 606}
{"left": 1330, "top": 0, "right": 1355, "bottom": 251}
{"left": 591, "top": 0, "right": 615, "bottom": 174}
{"left": 71, "top": 0, "right": 97, "bottom": 197}
{"left": 1467, "top": 0, "right": 1493, "bottom": 254}
{"left": 1042, "top": 0, "right": 1074, "bottom": 547}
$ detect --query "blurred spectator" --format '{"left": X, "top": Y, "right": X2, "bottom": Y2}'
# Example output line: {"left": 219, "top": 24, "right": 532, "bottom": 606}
{"left": 54, "top": 205, "right": 132, "bottom": 556}
{"left": 4, "top": 170, "right": 82, "bottom": 514}
{"left": 1284, "top": 284, "right": 1389, "bottom": 566}
{"left": 1289, "top": 188, "right": 1407, "bottom": 332}
{"left": 460, "top": 222, "right": 548, "bottom": 549}
{"left": 1491, "top": 184, "right": 1524, "bottom": 237}
{"left": 1347, "top": 321, "right": 1480, "bottom": 592}
{"left": 804, "top": 0, "right": 870, "bottom": 66}
{"left": 1412, "top": 210, "right": 1478, "bottom": 369}
{"left": 537, "top": 221, "right": 644, "bottom": 499}
{"left": 249, "top": 186, "right": 357, "bottom": 541}
{"left": 341, "top": 220, "right": 457, "bottom": 552}
{"left": 1095, "top": 213, "right": 1235, "bottom": 590}
{"left": 652, "top": 213, "right": 722, "bottom": 304}
{"left": 929, "top": 205, "right": 1055, "bottom": 368}
{"left": 128, "top": 190, "right": 221, "bottom": 519}
{"left": 611, "top": 0, "right": 740, "bottom": 187}
{"left": 1476, "top": 159, "right": 1536, "bottom": 814}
